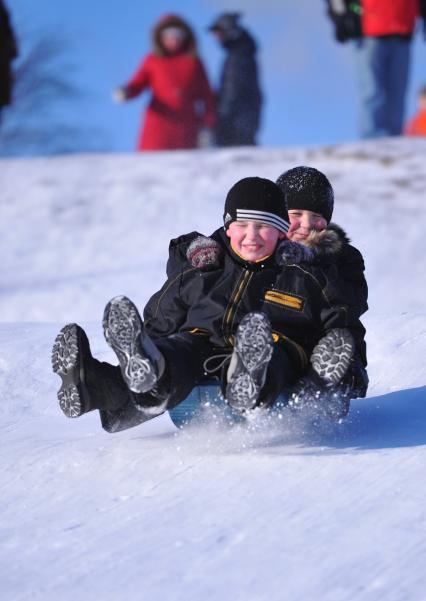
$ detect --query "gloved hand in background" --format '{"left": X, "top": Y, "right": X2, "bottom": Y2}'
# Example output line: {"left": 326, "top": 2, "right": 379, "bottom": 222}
{"left": 112, "top": 87, "right": 128, "bottom": 103}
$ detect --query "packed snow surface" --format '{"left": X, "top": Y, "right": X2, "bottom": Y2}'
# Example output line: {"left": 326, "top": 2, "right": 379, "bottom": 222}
{"left": 1, "top": 139, "right": 426, "bottom": 601}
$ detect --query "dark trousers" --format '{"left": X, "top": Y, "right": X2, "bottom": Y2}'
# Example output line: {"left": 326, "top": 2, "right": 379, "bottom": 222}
{"left": 157, "top": 332, "right": 302, "bottom": 406}
{"left": 100, "top": 332, "right": 302, "bottom": 432}
{"left": 99, "top": 333, "right": 215, "bottom": 433}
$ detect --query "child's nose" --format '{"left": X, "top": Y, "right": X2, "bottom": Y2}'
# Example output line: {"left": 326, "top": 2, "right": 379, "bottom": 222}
{"left": 301, "top": 217, "right": 314, "bottom": 230}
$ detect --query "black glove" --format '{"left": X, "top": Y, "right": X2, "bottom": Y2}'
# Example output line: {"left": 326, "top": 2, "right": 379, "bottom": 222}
{"left": 340, "top": 356, "right": 369, "bottom": 399}
{"left": 332, "top": 12, "right": 362, "bottom": 44}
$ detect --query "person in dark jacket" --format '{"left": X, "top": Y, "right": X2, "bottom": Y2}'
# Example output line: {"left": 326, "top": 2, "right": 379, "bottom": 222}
{"left": 0, "top": 0, "right": 18, "bottom": 123}
{"left": 208, "top": 12, "right": 262, "bottom": 146}
{"left": 276, "top": 166, "right": 368, "bottom": 412}
{"left": 52, "top": 177, "right": 364, "bottom": 433}
{"left": 113, "top": 14, "right": 215, "bottom": 151}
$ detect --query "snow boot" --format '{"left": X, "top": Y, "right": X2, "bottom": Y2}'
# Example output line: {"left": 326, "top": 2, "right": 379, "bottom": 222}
{"left": 226, "top": 312, "right": 273, "bottom": 412}
{"left": 289, "top": 328, "right": 355, "bottom": 421}
{"left": 310, "top": 328, "right": 355, "bottom": 385}
{"left": 52, "top": 323, "right": 130, "bottom": 418}
{"left": 102, "top": 295, "right": 165, "bottom": 395}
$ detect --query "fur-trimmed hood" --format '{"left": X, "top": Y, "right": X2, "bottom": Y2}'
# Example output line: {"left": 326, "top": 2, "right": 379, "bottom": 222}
{"left": 276, "top": 223, "right": 351, "bottom": 266}
{"left": 303, "top": 223, "right": 350, "bottom": 255}
{"left": 152, "top": 14, "right": 197, "bottom": 57}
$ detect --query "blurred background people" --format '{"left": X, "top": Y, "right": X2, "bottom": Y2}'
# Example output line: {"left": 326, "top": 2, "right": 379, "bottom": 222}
{"left": 0, "top": 0, "right": 18, "bottom": 126}
{"left": 208, "top": 12, "right": 262, "bottom": 147}
{"left": 113, "top": 14, "right": 215, "bottom": 151}
{"left": 357, "top": 0, "right": 426, "bottom": 138}
{"left": 326, "top": 0, "right": 426, "bottom": 138}
{"left": 405, "top": 84, "right": 426, "bottom": 136}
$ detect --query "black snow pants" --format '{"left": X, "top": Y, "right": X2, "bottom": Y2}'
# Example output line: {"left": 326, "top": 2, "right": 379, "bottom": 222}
{"left": 100, "top": 332, "right": 301, "bottom": 433}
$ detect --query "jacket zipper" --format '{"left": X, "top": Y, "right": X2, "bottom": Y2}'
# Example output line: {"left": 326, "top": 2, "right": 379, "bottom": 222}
{"left": 222, "top": 269, "right": 252, "bottom": 345}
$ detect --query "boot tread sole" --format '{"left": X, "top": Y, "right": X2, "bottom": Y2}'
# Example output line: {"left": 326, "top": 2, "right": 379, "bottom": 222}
{"left": 103, "top": 296, "right": 157, "bottom": 394}
{"left": 226, "top": 312, "right": 273, "bottom": 411}
{"left": 52, "top": 324, "right": 84, "bottom": 418}
{"left": 311, "top": 328, "right": 355, "bottom": 385}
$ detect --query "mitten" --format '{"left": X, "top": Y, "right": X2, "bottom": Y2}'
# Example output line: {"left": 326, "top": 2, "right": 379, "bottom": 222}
{"left": 186, "top": 236, "right": 222, "bottom": 270}
{"left": 112, "top": 87, "right": 127, "bottom": 103}
{"left": 341, "top": 356, "right": 369, "bottom": 398}
{"left": 275, "top": 239, "right": 316, "bottom": 265}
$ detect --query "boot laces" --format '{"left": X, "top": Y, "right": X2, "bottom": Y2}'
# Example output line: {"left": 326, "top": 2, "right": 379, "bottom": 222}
{"left": 203, "top": 353, "right": 231, "bottom": 375}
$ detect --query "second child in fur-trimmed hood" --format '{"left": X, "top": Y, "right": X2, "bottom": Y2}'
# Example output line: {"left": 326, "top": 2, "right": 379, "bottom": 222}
{"left": 276, "top": 166, "right": 369, "bottom": 401}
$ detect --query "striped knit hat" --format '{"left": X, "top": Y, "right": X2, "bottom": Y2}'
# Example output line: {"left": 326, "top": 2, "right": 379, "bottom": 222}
{"left": 223, "top": 177, "right": 290, "bottom": 233}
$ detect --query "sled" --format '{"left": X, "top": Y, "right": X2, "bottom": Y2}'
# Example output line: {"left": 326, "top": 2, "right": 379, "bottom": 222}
{"left": 168, "top": 379, "right": 290, "bottom": 428}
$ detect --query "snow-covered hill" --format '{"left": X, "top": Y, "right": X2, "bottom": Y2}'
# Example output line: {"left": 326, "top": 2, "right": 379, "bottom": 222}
{"left": 1, "top": 140, "right": 426, "bottom": 601}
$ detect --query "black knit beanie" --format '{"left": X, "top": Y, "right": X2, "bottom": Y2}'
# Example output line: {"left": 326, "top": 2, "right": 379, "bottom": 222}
{"left": 223, "top": 177, "right": 290, "bottom": 233}
{"left": 276, "top": 166, "right": 334, "bottom": 224}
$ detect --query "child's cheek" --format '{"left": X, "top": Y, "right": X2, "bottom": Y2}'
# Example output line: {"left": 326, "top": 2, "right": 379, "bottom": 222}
{"left": 314, "top": 218, "right": 327, "bottom": 230}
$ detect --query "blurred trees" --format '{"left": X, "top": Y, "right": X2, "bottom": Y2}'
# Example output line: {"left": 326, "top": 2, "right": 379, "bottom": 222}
{"left": 0, "top": 31, "right": 108, "bottom": 156}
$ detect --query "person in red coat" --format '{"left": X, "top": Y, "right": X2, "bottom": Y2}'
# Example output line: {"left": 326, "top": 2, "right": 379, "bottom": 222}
{"left": 325, "top": 0, "right": 426, "bottom": 138}
{"left": 113, "top": 14, "right": 216, "bottom": 151}
{"left": 357, "top": 0, "right": 426, "bottom": 138}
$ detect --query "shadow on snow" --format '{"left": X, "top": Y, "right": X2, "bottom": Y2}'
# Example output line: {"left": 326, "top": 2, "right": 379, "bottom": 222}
{"left": 255, "top": 386, "right": 426, "bottom": 454}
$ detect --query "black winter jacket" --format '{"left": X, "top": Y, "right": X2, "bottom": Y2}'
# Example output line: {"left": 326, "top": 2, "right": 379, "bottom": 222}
{"left": 299, "top": 222, "right": 368, "bottom": 365}
{"left": 143, "top": 227, "right": 366, "bottom": 372}
{"left": 215, "top": 29, "right": 262, "bottom": 145}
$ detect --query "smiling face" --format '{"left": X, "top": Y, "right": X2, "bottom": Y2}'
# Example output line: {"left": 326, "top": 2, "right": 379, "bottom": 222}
{"left": 226, "top": 220, "right": 285, "bottom": 262}
{"left": 287, "top": 209, "right": 327, "bottom": 242}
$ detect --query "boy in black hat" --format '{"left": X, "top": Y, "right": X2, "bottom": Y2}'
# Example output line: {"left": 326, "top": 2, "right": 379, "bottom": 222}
{"left": 52, "top": 177, "right": 362, "bottom": 433}
{"left": 276, "top": 166, "right": 369, "bottom": 409}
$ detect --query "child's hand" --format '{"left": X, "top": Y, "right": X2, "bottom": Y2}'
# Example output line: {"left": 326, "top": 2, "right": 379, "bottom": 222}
{"left": 186, "top": 236, "right": 222, "bottom": 270}
{"left": 276, "top": 240, "right": 316, "bottom": 265}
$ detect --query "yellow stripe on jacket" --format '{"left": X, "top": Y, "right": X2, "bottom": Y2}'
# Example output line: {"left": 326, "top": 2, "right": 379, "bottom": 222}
{"left": 264, "top": 290, "right": 304, "bottom": 311}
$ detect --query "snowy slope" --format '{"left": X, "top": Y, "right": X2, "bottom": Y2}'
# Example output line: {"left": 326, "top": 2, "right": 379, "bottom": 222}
{"left": 1, "top": 139, "right": 426, "bottom": 601}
